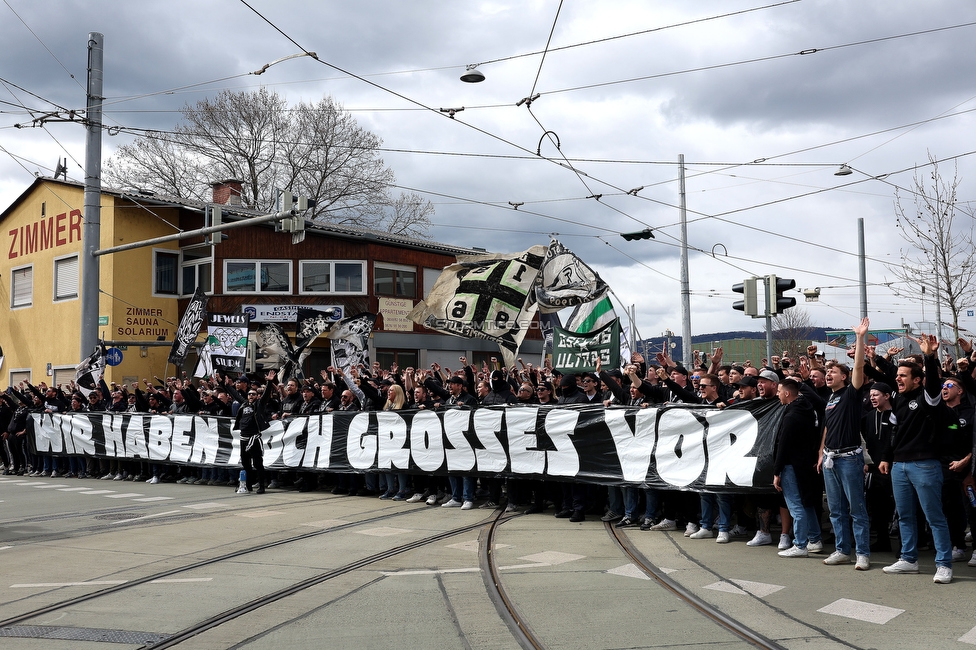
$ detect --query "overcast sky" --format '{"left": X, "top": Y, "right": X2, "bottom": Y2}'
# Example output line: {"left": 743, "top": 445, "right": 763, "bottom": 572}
{"left": 3, "top": 0, "right": 976, "bottom": 343}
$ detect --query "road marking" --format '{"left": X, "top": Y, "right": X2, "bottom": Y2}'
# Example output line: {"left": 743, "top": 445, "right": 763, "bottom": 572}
{"left": 0, "top": 545, "right": 12, "bottom": 551}
{"left": 11, "top": 580, "right": 128, "bottom": 588}
{"left": 77, "top": 490, "right": 116, "bottom": 495}
{"left": 705, "top": 581, "right": 748, "bottom": 595}
{"left": 356, "top": 527, "right": 414, "bottom": 537}
{"left": 57, "top": 487, "right": 95, "bottom": 492}
{"left": 704, "top": 580, "right": 785, "bottom": 597}
{"left": 818, "top": 598, "right": 904, "bottom": 624}
{"left": 445, "top": 540, "right": 511, "bottom": 553}
{"left": 111, "top": 510, "right": 182, "bottom": 525}
{"left": 959, "top": 626, "right": 976, "bottom": 645}
{"left": 607, "top": 564, "right": 651, "bottom": 580}
{"left": 382, "top": 568, "right": 481, "bottom": 576}
{"left": 150, "top": 578, "right": 213, "bottom": 584}
{"left": 29, "top": 484, "right": 70, "bottom": 489}
{"left": 132, "top": 496, "right": 174, "bottom": 502}
{"left": 182, "top": 502, "right": 228, "bottom": 510}
{"left": 104, "top": 493, "right": 144, "bottom": 499}
{"left": 518, "top": 551, "right": 585, "bottom": 565}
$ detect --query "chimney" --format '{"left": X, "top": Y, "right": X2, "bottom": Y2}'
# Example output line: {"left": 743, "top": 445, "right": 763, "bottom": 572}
{"left": 211, "top": 179, "right": 244, "bottom": 206}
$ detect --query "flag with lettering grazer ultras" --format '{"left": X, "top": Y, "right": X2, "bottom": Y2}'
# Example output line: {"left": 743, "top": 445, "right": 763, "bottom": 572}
{"left": 552, "top": 319, "right": 620, "bottom": 374}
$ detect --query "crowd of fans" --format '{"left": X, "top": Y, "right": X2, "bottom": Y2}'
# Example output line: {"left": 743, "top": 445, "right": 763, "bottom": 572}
{"left": 2, "top": 317, "right": 973, "bottom": 584}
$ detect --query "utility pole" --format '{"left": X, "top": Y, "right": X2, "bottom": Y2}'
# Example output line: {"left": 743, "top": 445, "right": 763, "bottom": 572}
{"left": 80, "top": 32, "right": 103, "bottom": 361}
{"left": 678, "top": 154, "right": 692, "bottom": 367}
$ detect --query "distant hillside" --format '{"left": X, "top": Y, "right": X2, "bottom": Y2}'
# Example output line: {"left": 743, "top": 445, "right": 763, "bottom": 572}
{"left": 637, "top": 327, "right": 835, "bottom": 360}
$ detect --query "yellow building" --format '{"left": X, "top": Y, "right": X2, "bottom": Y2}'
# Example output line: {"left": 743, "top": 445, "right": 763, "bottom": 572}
{"left": 0, "top": 177, "right": 182, "bottom": 388}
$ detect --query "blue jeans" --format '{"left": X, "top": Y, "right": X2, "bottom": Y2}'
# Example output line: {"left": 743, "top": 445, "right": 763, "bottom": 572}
{"left": 622, "top": 487, "right": 639, "bottom": 518}
{"left": 449, "top": 476, "right": 476, "bottom": 503}
{"left": 823, "top": 451, "right": 871, "bottom": 556}
{"left": 781, "top": 465, "right": 821, "bottom": 549}
{"left": 699, "top": 493, "right": 733, "bottom": 531}
{"left": 891, "top": 459, "right": 952, "bottom": 567}
{"left": 643, "top": 489, "right": 660, "bottom": 522}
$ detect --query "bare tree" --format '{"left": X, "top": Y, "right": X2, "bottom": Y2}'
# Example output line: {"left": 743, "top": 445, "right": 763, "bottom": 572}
{"left": 105, "top": 88, "right": 432, "bottom": 237}
{"left": 886, "top": 154, "right": 976, "bottom": 349}
{"left": 772, "top": 306, "right": 815, "bottom": 361}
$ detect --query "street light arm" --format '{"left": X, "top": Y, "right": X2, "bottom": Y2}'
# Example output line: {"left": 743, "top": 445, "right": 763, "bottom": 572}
{"left": 252, "top": 52, "right": 318, "bottom": 75}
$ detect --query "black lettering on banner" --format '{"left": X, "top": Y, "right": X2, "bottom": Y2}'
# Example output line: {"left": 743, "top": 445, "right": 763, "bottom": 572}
{"left": 25, "top": 400, "right": 782, "bottom": 493}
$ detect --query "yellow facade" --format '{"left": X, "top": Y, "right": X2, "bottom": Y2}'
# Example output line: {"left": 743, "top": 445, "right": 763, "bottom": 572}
{"left": 0, "top": 180, "right": 180, "bottom": 388}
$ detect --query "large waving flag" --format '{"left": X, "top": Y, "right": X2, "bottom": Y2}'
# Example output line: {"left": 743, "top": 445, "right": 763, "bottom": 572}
{"left": 533, "top": 239, "right": 608, "bottom": 313}
{"left": 74, "top": 342, "right": 106, "bottom": 397}
{"left": 566, "top": 296, "right": 616, "bottom": 333}
{"left": 408, "top": 246, "right": 546, "bottom": 368}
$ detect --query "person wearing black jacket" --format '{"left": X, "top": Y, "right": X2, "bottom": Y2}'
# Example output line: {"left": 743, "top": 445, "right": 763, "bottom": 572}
{"left": 862, "top": 382, "right": 895, "bottom": 552}
{"left": 774, "top": 379, "right": 826, "bottom": 557}
{"left": 879, "top": 334, "right": 954, "bottom": 584}
{"left": 234, "top": 387, "right": 270, "bottom": 493}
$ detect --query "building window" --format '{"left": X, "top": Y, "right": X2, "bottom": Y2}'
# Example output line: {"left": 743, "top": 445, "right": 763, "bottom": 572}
{"left": 224, "top": 260, "right": 292, "bottom": 294}
{"left": 154, "top": 250, "right": 180, "bottom": 296}
{"left": 11, "top": 265, "right": 32, "bottom": 308}
{"left": 374, "top": 263, "right": 416, "bottom": 298}
{"left": 54, "top": 254, "right": 79, "bottom": 301}
{"left": 299, "top": 260, "right": 365, "bottom": 295}
{"left": 375, "top": 348, "right": 418, "bottom": 371}
{"left": 9, "top": 369, "right": 31, "bottom": 387}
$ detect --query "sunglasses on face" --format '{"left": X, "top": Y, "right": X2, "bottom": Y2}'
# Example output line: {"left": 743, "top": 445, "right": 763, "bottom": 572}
{"left": 943, "top": 382, "right": 956, "bottom": 389}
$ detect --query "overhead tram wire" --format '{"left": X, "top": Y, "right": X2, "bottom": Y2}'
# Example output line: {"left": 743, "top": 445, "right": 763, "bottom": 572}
{"left": 539, "top": 20, "right": 976, "bottom": 98}
{"left": 3, "top": 0, "right": 85, "bottom": 92}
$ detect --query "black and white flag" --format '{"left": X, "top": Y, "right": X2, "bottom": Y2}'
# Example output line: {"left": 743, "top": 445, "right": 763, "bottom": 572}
{"left": 255, "top": 322, "right": 303, "bottom": 379}
{"left": 200, "top": 313, "right": 249, "bottom": 375}
{"left": 74, "top": 342, "right": 106, "bottom": 397}
{"left": 408, "top": 246, "right": 546, "bottom": 368}
{"left": 533, "top": 239, "right": 608, "bottom": 313}
{"left": 168, "top": 286, "right": 209, "bottom": 367}
{"left": 327, "top": 312, "right": 376, "bottom": 374}
{"left": 295, "top": 307, "right": 342, "bottom": 352}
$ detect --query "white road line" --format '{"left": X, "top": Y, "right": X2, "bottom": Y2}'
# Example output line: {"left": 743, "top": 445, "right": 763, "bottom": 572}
{"left": 149, "top": 578, "right": 213, "bottom": 583}
{"left": 103, "top": 493, "right": 145, "bottom": 499}
{"left": 606, "top": 564, "right": 651, "bottom": 580}
{"left": 29, "top": 484, "right": 70, "bottom": 489}
{"left": 382, "top": 568, "right": 481, "bottom": 576}
{"left": 132, "top": 496, "right": 174, "bottom": 502}
{"left": 77, "top": 490, "right": 116, "bottom": 495}
{"left": 111, "top": 510, "right": 182, "bottom": 525}
{"left": 11, "top": 580, "right": 128, "bottom": 588}
{"left": 0, "top": 545, "right": 12, "bottom": 551}
{"left": 182, "top": 502, "right": 228, "bottom": 510}
{"left": 57, "top": 487, "right": 94, "bottom": 492}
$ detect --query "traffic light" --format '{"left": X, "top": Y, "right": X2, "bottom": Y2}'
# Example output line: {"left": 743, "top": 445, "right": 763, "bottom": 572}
{"left": 276, "top": 190, "right": 307, "bottom": 233}
{"left": 732, "top": 277, "right": 759, "bottom": 317}
{"left": 768, "top": 274, "right": 796, "bottom": 314}
{"left": 621, "top": 228, "right": 654, "bottom": 241}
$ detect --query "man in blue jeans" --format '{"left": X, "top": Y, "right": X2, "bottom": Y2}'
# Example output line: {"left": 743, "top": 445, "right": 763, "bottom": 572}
{"left": 879, "top": 333, "right": 954, "bottom": 584}
{"left": 818, "top": 317, "right": 871, "bottom": 570}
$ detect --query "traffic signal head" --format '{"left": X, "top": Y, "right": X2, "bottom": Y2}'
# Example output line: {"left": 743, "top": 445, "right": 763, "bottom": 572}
{"left": 621, "top": 228, "right": 654, "bottom": 241}
{"left": 732, "top": 278, "right": 759, "bottom": 317}
{"left": 768, "top": 274, "right": 796, "bottom": 314}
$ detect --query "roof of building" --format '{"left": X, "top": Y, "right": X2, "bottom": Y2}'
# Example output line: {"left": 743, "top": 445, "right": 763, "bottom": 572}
{"left": 1, "top": 176, "right": 486, "bottom": 258}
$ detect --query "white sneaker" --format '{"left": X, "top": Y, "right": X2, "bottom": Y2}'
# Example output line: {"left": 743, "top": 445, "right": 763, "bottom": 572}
{"left": 113, "top": 473, "right": 123, "bottom": 481}
{"left": 968, "top": 531, "right": 973, "bottom": 543}
{"left": 406, "top": 492, "right": 426, "bottom": 503}
{"left": 823, "top": 551, "right": 851, "bottom": 565}
{"left": 778, "top": 545, "right": 808, "bottom": 558}
{"left": 426, "top": 494, "right": 439, "bottom": 506}
{"left": 934, "top": 566, "right": 953, "bottom": 584}
{"left": 969, "top": 551, "right": 976, "bottom": 567}
{"left": 441, "top": 498, "right": 462, "bottom": 508}
{"left": 716, "top": 531, "right": 731, "bottom": 544}
{"left": 746, "top": 531, "right": 772, "bottom": 547}
{"left": 147, "top": 476, "right": 159, "bottom": 484}
{"left": 649, "top": 518, "right": 677, "bottom": 531}
{"left": 689, "top": 527, "right": 714, "bottom": 539}
{"left": 729, "top": 524, "right": 748, "bottom": 537}
{"left": 460, "top": 500, "right": 474, "bottom": 510}
{"left": 778, "top": 534, "right": 792, "bottom": 550}
{"left": 807, "top": 540, "right": 824, "bottom": 554}
{"left": 952, "top": 547, "right": 966, "bottom": 562}
{"left": 855, "top": 554, "right": 870, "bottom": 571}
{"left": 882, "top": 559, "right": 919, "bottom": 574}
{"left": 684, "top": 522, "right": 700, "bottom": 537}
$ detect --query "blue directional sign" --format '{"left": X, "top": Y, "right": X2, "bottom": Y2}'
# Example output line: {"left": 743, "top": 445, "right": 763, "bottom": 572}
{"left": 105, "top": 347, "right": 124, "bottom": 366}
